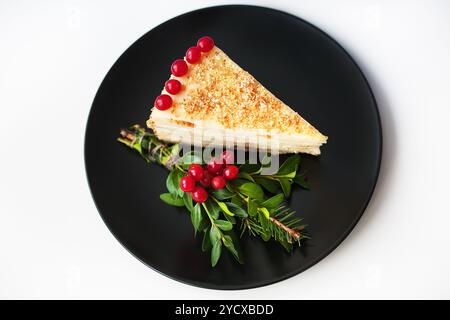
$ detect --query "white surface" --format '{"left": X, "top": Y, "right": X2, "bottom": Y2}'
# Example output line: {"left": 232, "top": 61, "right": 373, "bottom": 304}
{"left": 1, "top": 0, "right": 450, "bottom": 299}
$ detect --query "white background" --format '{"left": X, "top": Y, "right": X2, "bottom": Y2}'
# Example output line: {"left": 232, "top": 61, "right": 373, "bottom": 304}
{"left": 1, "top": 0, "right": 449, "bottom": 299}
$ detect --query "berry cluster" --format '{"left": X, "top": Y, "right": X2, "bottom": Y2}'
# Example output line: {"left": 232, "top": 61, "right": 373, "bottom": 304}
{"left": 179, "top": 150, "right": 238, "bottom": 203}
{"left": 154, "top": 36, "right": 215, "bottom": 111}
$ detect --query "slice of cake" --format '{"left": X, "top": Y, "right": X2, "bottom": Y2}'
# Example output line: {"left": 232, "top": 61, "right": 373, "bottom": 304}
{"left": 147, "top": 36, "right": 327, "bottom": 155}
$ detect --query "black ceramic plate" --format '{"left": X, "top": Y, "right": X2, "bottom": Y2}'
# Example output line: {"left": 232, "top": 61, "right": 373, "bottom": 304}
{"left": 85, "top": 5, "right": 381, "bottom": 290}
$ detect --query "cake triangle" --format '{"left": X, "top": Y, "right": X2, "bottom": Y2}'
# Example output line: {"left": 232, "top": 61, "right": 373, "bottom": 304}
{"left": 147, "top": 40, "right": 327, "bottom": 155}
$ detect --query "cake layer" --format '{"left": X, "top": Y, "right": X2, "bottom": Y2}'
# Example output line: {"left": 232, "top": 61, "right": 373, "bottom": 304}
{"left": 148, "top": 45, "right": 327, "bottom": 155}
{"left": 149, "top": 118, "right": 323, "bottom": 155}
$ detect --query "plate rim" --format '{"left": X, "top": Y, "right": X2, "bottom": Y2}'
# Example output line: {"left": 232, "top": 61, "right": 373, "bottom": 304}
{"left": 84, "top": 4, "right": 383, "bottom": 290}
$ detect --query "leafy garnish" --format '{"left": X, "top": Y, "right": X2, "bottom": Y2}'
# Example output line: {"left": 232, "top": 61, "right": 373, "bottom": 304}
{"left": 160, "top": 193, "right": 185, "bottom": 207}
{"left": 118, "top": 125, "right": 310, "bottom": 267}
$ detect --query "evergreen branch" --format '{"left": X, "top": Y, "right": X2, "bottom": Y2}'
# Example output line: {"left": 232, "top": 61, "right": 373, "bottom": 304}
{"left": 269, "top": 216, "right": 301, "bottom": 241}
{"left": 227, "top": 183, "right": 308, "bottom": 247}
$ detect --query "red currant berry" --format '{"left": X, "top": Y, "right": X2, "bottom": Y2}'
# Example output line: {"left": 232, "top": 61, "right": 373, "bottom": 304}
{"left": 165, "top": 79, "right": 181, "bottom": 94}
{"left": 154, "top": 94, "right": 172, "bottom": 110}
{"left": 219, "top": 150, "right": 234, "bottom": 164}
{"left": 171, "top": 59, "right": 188, "bottom": 77}
{"left": 223, "top": 165, "right": 239, "bottom": 180}
{"left": 197, "top": 36, "right": 215, "bottom": 52}
{"left": 192, "top": 186, "right": 208, "bottom": 203}
{"left": 186, "top": 46, "right": 202, "bottom": 64}
{"left": 180, "top": 175, "right": 195, "bottom": 192}
{"left": 211, "top": 176, "right": 226, "bottom": 190}
{"left": 207, "top": 158, "right": 223, "bottom": 175}
{"left": 200, "top": 170, "right": 212, "bottom": 187}
{"left": 188, "top": 164, "right": 204, "bottom": 181}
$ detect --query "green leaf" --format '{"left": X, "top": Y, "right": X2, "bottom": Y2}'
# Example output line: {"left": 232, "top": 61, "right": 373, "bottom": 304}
{"left": 224, "top": 231, "right": 244, "bottom": 263}
{"left": 190, "top": 203, "right": 203, "bottom": 234}
{"left": 229, "top": 178, "right": 248, "bottom": 188}
{"left": 279, "top": 179, "right": 292, "bottom": 197}
{"left": 205, "top": 200, "right": 220, "bottom": 219}
{"left": 280, "top": 171, "right": 296, "bottom": 178}
{"left": 261, "top": 193, "right": 284, "bottom": 209}
{"left": 247, "top": 199, "right": 258, "bottom": 217}
{"left": 224, "top": 213, "right": 236, "bottom": 224}
{"left": 159, "top": 193, "right": 184, "bottom": 207}
{"left": 238, "top": 182, "right": 264, "bottom": 200}
{"left": 165, "top": 170, "right": 178, "bottom": 196}
{"left": 230, "top": 195, "right": 242, "bottom": 206}
{"left": 225, "top": 202, "right": 248, "bottom": 218}
{"left": 258, "top": 207, "right": 270, "bottom": 219}
{"left": 211, "top": 241, "right": 222, "bottom": 267}
{"left": 275, "top": 155, "right": 301, "bottom": 177}
{"left": 178, "top": 151, "right": 203, "bottom": 169}
{"left": 174, "top": 170, "right": 184, "bottom": 197}
{"left": 215, "top": 219, "right": 233, "bottom": 231}
{"left": 258, "top": 211, "right": 269, "bottom": 231}
{"left": 183, "top": 192, "right": 194, "bottom": 212}
{"left": 198, "top": 216, "right": 210, "bottom": 232}
{"left": 238, "top": 163, "right": 261, "bottom": 174}
{"left": 209, "top": 226, "right": 221, "bottom": 245}
{"left": 216, "top": 201, "right": 235, "bottom": 216}
{"left": 254, "top": 177, "right": 279, "bottom": 194}
{"left": 166, "top": 169, "right": 183, "bottom": 197}
{"left": 202, "top": 228, "right": 212, "bottom": 252}
{"left": 294, "top": 175, "right": 310, "bottom": 190}
{"left": 238, "top": 172, "right": 255, "bottom": 182}
{"left": 211, "top": 188, "right": 235, "bottom": 200}
{"left": 222, "top": 235, "right": 241, "bottom": 263}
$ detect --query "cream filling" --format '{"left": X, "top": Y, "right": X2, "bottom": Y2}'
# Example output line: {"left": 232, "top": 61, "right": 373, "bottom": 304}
{"left": 151, "top": 112, "right": 324, "bottom": 143}
{"left": 150, "top": 117, "right": 323, "bottom": 155}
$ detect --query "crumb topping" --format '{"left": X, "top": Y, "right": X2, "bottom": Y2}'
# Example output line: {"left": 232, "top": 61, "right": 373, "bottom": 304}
{"left": 159, "top": 47, "right": 324, "bottom": 137}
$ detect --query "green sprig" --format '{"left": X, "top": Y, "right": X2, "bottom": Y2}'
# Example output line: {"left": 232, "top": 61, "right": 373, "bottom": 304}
{"left": 118, "top": 125, "right": 310, "bottom": 267}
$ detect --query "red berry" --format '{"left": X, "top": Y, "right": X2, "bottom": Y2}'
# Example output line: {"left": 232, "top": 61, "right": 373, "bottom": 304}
{"left": 200, "top": 170, "right": 212, "bottom": 187}
{"left": 154, "top": 94, "right": 172, "bottom": 110}
{"left": 197, "top": 36, "right": 215, "bottom": 52}
{"left": 186, "top": 46, "right": 202, "bottom": 64}
{"left": 211, "top": 176, "right": 226, "bottom": 190}
{"left": 171, "top": 59, "right": 188, "bottom": 77}
{"left": 180, "top": 175, "right": 195, "bottom": 192}
{"left": 192, "top": 186, "right": 208, "bottom": 203}
{"left": 207, "top": 158, "right": 223, "bottom": 175}
{"left": 165, "top": 79, "right": 181, "bottom": 94}
{"left": 223, "top": 165, "right": 239, "bottom": 180}
{"left": 219, "top": 150, "right": 234, "bottom": 164}
{"left": 188, "top": 163, "right": 204, "bottom": 181}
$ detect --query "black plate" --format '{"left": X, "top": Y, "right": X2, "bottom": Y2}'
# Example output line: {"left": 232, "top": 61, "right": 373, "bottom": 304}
{"left": 85, "top": 5, "right": 381, "bottom": 290}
